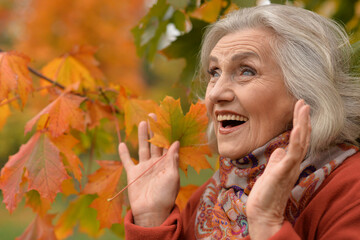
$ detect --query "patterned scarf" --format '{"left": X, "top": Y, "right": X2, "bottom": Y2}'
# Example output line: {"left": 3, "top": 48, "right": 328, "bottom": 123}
{"left": 195, "top": 131, "right": 358, "bottom": 239}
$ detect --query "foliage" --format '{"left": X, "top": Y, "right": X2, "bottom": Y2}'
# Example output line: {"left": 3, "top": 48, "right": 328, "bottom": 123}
{"left": 0, "top": 0, "right": 360, "bottom": 239}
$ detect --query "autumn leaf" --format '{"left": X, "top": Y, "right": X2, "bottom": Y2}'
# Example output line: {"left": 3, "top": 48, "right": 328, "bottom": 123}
{"left": 25, "top": 190, "right": 52, "bottom": 216}
{"left": 61, "top": 178, "right": 78, "bottom": 196}
{"left": 123, "top": 97, "right": 158, "bottom": 137}
{"left": 51, "top": 134, "right": 83, "bottom": 181}
{"left": 17, "top": 214, "right": 57, "bottom": 240}
{"left": 69, "top": 45, "right": 105, "bottom": 82}
{"left": 176, "top": 185, "right": 199, "bottom": 211}
{"left": 0, "top": 101, "right": 10, "bottom": 130}
{"left": 41, "top": 54, "right": 97, "bottom": 92}
{"left": 83, "top": 160, "right": 124, "bottom": 228}
{"left": 0, "top": 51, "right": 33, "bottom": 107}
{"left": 25, "top": 92, "right": 85, "bottom": 138}
{"left": 0, "top": 132, "right": 69, "bottom": 213}
{"left": 190, "top": 0, "right": 222, "bottom": 23}
{"left": 86, "top": 100, "right": 114, "bottom": 129}
{"left": 149, "top": 96, "right": 212, "bottom": 174}
{"left": 55, "top": 194, "right": 102, "bottom": 239}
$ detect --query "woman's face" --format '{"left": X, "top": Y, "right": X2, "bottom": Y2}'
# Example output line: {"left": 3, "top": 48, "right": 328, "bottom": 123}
{"left": 205, "top": 28, "right": 295, "bottom": 159}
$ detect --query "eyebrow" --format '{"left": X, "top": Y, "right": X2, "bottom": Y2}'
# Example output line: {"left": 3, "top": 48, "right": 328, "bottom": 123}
{"left": 209, "top": 51, "right": 260, "bottom": 63}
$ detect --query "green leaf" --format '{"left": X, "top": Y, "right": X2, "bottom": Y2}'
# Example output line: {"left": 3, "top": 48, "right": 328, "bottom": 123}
{"left": 168, "top": 0, "right": 190, "bottom": 9}
{"left": 55, "top": 194, "right": 101, "bottom": 239}
{"left": 131, "top": 0, "right": 171, "bottom": 61}
{"left": 173, "top": 10, "right": 187, "bottom": 32}
{"left": 162, "top": 18, "right": 208, "bottom": 88}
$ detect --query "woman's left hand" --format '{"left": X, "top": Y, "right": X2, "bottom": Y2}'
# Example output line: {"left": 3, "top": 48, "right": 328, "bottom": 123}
{"left": 246, "top": 99, "right": 311, "bottom": 240}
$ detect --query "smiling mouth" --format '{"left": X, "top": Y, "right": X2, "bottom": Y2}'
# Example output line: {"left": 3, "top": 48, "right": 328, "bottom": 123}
{"left": 217, "top": 114, "right": 249, "bottom": 129}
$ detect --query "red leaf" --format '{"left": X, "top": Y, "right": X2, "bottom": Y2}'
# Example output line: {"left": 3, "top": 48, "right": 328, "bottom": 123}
{"left": 0, "top": 132, "right": 69, "bottom": 213}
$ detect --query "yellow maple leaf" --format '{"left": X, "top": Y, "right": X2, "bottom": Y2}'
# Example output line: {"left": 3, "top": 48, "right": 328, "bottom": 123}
{"left": 149, "top": 96, "right": 212, "bottom": 174}
{"left": 41, "top": 55, "right": 97, "bottom": 92}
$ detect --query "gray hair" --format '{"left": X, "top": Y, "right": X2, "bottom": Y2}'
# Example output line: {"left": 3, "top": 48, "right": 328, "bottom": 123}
{"left": 200, "top": 4, "right": 360, "bottom": 155}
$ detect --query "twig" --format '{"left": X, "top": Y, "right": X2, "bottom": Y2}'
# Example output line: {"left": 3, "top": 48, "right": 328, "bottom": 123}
{"left": 28, "top": 66, "right": 65, "bottom": 90}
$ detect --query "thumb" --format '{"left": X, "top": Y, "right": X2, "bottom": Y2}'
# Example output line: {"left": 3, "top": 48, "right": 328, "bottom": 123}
{"left": 267, "top": 148, "right": 286, "bottom": 167}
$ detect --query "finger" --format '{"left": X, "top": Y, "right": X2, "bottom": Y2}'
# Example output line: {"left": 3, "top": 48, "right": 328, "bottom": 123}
{"left": 167, "top": 141, "right": 180, "bottom": 169}
{"left": 298, "top": 105, "right": 310, "bottom": 148}
{"left": 138, "top": 121, "right": 150, "bottom": 162}
{"left": 148, "top": 113, "right": 163, "bottom": 157}
{"left": 293, "top": 99, "right": 304, "bottom": 127}
{"left": 118, "top": 142, "right": 134, "bottom": 170}
{"left": 287, "top": 125, "right": 305, "bottom": 168}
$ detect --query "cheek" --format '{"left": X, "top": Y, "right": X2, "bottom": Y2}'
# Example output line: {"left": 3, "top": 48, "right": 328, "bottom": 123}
{"left": 204, "top": 86, "right": 213, "bottom": 112}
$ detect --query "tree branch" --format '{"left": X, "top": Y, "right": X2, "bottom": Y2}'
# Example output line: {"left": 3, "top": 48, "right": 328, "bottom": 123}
{"left": 27, "top": 66, "right": 65, "bottom": 90}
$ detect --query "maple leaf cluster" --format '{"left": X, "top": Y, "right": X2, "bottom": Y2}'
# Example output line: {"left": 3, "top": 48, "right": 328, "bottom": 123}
{"left": 0, "top": 45, "right": 212, "bottom": 238}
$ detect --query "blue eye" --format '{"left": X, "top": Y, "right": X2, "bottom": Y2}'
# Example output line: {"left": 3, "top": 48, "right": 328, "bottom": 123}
{"left": 240, "top": 67, "right": 256, "bottom": 76}
{"left": 207, "top": 68, "right": 220, "bottom": 78}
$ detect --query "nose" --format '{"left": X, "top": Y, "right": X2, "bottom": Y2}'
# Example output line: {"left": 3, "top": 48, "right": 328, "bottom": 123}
{"left": 207, "top": 75, "right": 235, "bottom": 104}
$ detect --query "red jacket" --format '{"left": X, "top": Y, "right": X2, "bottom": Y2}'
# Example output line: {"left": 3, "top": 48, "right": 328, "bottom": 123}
{"left": 124, "top": 152, "right": 360, "bottom": 239}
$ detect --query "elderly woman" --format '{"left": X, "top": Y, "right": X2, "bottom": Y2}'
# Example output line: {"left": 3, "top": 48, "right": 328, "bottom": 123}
{"left": 120, "top": 4, "right": 360, "bottom": 239}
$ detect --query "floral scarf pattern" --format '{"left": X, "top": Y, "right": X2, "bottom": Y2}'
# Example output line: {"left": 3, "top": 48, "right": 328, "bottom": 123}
{"left": 195, "top": 132, "right": 358, "bottom": 239}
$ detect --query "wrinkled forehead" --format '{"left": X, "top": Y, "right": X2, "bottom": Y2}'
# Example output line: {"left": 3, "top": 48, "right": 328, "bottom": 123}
{"left": 209, "top": 28, "right": 277, "bottom": 64}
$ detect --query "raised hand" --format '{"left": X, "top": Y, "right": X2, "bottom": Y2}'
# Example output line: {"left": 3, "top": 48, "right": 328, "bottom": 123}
{"left": 119, "top": 116, "right": 180, "bottom": 227}
{"left": 246, "top": 99, "right": 311, "bottom": 239}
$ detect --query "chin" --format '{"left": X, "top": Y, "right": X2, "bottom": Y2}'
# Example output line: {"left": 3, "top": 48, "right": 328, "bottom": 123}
{"left": 218, "top": 146, "right": 247, "bottom": 159}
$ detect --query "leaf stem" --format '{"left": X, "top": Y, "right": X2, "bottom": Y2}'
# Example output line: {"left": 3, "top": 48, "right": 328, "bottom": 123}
{"left": 107, "top": 153, "right": 167, "bottom": 201}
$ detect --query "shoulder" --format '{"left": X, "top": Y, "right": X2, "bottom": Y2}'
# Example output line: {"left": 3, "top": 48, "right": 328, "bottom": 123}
{"left": 295, "top": 151, "right": 360, "bottom": 238}
{"left": 311, "top": 151, "right": 360, "bottom": 208}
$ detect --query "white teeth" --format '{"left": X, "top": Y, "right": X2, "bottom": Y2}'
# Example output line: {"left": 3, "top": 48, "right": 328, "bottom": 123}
{"left": 216, "top": 114, "right": 248, "bottom": 122}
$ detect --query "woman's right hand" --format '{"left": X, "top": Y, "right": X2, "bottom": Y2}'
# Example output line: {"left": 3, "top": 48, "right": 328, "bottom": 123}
{"left": 119, "top": 117, "right": 180, "bottom": 227}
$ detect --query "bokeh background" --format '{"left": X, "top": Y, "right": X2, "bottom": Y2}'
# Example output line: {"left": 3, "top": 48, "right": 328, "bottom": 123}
{"left": 0, "top": 0, "right": 360, "bottom": 239}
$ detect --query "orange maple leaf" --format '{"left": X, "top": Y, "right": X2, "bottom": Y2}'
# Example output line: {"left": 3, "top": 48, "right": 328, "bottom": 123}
{"left": 41, "top": 53, "right": 98, "bottom": 92}
{"left": 0, "top": 102, "right": 10, "bottom": 130}
{"left": 25, "top": 92, "right": 85, "bottom": 138}
{"left": 117, "top": 87, "right": 158, "bottom": 137}
{"left": 0, "top": 51, "right": 33, "bottom": 107}
{"left": 83, "top": 160, "right": 124, "bottom": 228}
{"left": 51, "top": 134, "right": 83, "bottom": 181}
{"left": 175, "top": 185, "right": 199, "bottom": 211}
{"left": 0, "top": 132, "right": 69, "bottom": 213}
{"left": 149, "top": 96, "right": 212, "bottom": 174}
{"left": 17, "top": 214, "right": 57, "bottom": 240}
